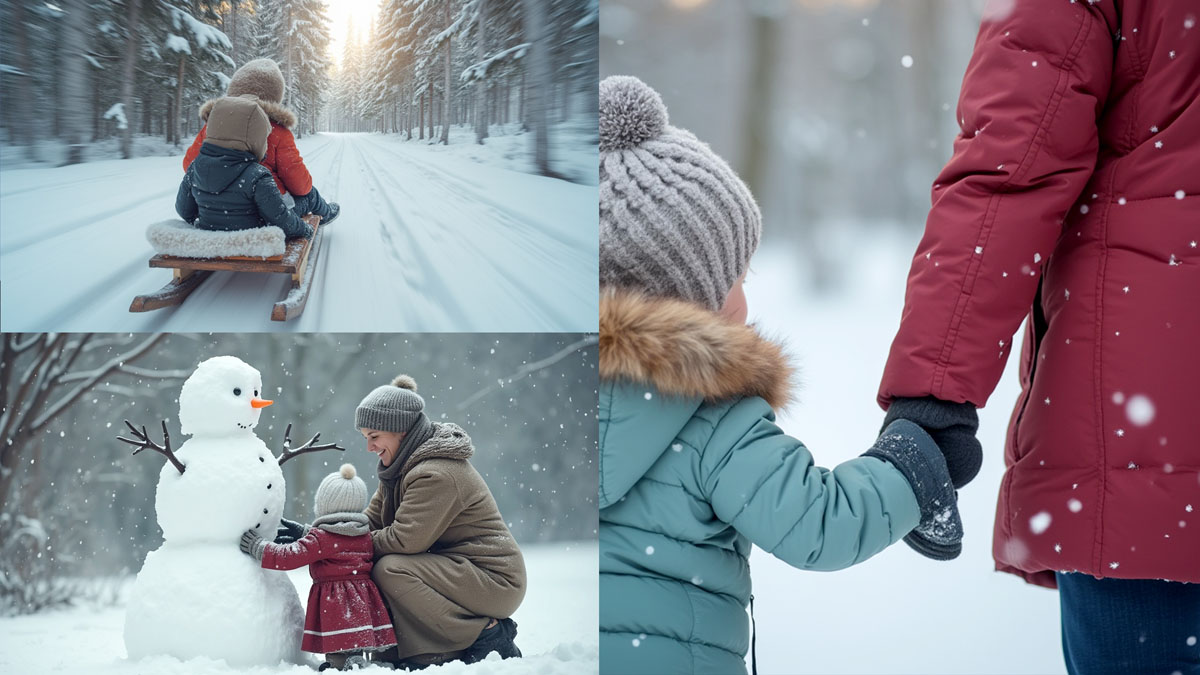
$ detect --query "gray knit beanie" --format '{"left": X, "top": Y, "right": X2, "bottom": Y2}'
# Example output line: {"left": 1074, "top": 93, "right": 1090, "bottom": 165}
{"left": 313, "top": 463, "right": 368, "bottom": 517}
{"left": 599, "top": 75, "right": 762, "bottom": 311}
{"left": 355, "top": 374, "right": 425, "bottom": 433}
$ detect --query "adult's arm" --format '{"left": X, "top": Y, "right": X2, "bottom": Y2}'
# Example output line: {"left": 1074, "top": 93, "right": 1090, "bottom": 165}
{"left": 271, "top": 126, "right": 314, "bottom": 196}
{"left": 878, "top": 0, "right": 1117, "bottom": 410}
{"left": 365, "top": 484, "right": 384, "bottom": 531}
{"left": 370, "top": 467, "right": 461, "bottom": 556}
{"left": 182, "top": 126, "right": 206, "bottom": 172}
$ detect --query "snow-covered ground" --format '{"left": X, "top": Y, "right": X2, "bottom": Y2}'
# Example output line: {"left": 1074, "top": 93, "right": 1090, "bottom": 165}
{"left": 743, "top": 229, "right": 1065, "bottom": 675}
{"left": 0, "top": 541, "right": 597, "bottom": 675}
{"left": 0, "top": 128, "right": 597, "bottom": 332}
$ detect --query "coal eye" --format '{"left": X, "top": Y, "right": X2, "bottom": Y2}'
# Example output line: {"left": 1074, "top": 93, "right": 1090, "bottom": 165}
{"left": 254, "top": 390, "right": 259, "bottom": 397}
{"left": 233, "top": 388, "right": 242, "bottom": 396}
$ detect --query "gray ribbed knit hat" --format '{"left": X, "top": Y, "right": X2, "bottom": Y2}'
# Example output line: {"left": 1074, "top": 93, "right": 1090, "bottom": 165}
{"left": 314, "top": 463, "right": 368, "bottom": 517}
{"left": 355, "top": 374, "right": 425, "bottom": 433}
{"left": 599, "top": 75, "right": 761, "bottom": 311}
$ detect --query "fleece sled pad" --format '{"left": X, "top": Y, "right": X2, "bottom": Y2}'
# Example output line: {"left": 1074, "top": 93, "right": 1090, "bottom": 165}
{"left": 146, "top": 219, "right": 286, "bottom": 259}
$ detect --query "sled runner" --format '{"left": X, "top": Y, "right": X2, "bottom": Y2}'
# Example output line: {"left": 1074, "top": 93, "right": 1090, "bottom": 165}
{"left": 129, "top": 214, "right": 323, "bottom": 322}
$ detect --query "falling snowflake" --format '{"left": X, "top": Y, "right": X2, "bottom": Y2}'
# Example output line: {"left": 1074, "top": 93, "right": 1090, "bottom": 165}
{"left": 901, "top": 55, "right": 914, "bottom": 68}
{"left": 1154, "top": 141, "right": 1163, "bottom": 149}
{"left": 1118, "top": 197, "right": 1127, "bottom": 204}
{"left": 1188, "top": 504, "right": 1194, "bottom": 513}
{"left": 975, "top": 246, "right": 983, "bottom": 254}
{"left": 643, "top": 392, "right": 653, "bottom": 400}
{"left": 1116, "top": 429, "right": 1126, "bottom": 438}
{"left": 1125, "top": 395, "right": 1155, "bottom": 426}
{"left": 1150, "top": 125, "right": 1159, "bottom": 133}
{"left": 1068, "top": 499, "right": 1083, "bottom": 513}
{"left": 1064, "top": 289, "right": 1070, "bottom": 300}
{"left": 645, "top": 546, "right": 655, "bottom": 555}
{"left": 1176, "top": 190, "right": 1186, "bottom": 200}
{"left": 1079, "top": 205, "right": 1089, "bottom": 214}
{"left": 1122, "top": 285, "right": 1130, "bottom": 293}
{"left": 1033, "top": 252, "right": 1042, "bottom": 263}
{"left": 1044, "top": 397, "right": 1051, "bottom": 405}
{"left": 1030, "top": 512, "right": 1052, "bottom": 535}
{"left": 1128, "top": 461, "right": 1138, "bottom": 469}
{"left": 1109, "top": 561, "right": 1120, "bottom": 569}
{"left": 632, "top": 638, "right": 641, "bottom": 647}
{"left": 671, "top": 443, "right": 683, "bottom": 452}
{"left": 1054, "top": 543, "right": 1062, "bottom": 553}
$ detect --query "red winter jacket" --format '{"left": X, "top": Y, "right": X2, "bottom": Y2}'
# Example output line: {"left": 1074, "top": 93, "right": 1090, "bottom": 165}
{"left": 879, "top": 0, "right": 1199, "bottom": 588}
{"left": 260, "top": 527, "right": 396, "bottom": 654}
{"left": 184, "top": 118, "right": 313, "bottom": 197}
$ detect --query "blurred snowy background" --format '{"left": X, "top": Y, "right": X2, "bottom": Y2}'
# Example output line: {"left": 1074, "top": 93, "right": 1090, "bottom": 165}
{"left": 605, "top": 1, "right": 1068, "bottom": 674}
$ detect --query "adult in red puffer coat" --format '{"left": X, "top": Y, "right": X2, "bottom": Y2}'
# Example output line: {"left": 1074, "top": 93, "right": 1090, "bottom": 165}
{"left": 184, "top": 58, "right": 339, "bottom": 225}
{"left": 878, "top": 1, "right": 1199, "bottom": 673}
{"left": 241, "top": 464, "right": 395, "bottom": 671}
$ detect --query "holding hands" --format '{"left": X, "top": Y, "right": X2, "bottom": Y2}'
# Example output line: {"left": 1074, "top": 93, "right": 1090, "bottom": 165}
{"left": 864, "top": 419, "right": 965, "bottom": 561}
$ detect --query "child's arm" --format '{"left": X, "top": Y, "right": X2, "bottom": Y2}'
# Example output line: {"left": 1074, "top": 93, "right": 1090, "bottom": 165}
{"left": 252, "top": 173, "right": 314, "bottom": 239}
{"left": 700, "top": 399, "right": 956, "bottom": 571}
{"left": 175, "top": 171, "right": 198, "bottom": 224}
{"left": 241, "top": 529, "right": 327, "bottom": 571}
{"left": 272, "top": 127, "right": 314, "bottom": 197}
{"left": 182, "top": 126, "right": 206, "bottom": 173}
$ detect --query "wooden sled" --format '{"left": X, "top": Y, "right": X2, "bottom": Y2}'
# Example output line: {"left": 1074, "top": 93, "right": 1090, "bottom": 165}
{"left": 129, "top": 214, "right": 323, "bottom": 322}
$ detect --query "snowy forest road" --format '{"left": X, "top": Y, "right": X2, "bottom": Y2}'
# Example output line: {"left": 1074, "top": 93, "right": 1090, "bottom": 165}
{"left": 0, "top": 133, "right": 598, "bottom": 332}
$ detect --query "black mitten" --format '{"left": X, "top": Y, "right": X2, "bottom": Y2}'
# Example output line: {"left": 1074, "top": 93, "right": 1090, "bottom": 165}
{"left": 883, "top": 397, "right": 981, "bottom": 489}
{"left": 274, "top": 517, "right": 309, "bottom": 545}
{"left": 863, "top": 419, "right": 963, "bottom": 561}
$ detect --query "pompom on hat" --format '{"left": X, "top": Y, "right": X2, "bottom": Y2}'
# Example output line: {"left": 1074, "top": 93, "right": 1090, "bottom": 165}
{"left": 599, "top": 75, "right": 762, "bottom": 312}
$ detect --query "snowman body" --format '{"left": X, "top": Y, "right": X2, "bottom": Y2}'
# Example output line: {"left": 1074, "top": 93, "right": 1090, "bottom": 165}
{"left": 124, "top": 356, "right": 305, "bottom": 666}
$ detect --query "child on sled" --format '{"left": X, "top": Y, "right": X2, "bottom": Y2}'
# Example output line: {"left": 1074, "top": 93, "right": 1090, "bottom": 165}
{"left": 240, "top": 464, "right": 397, "bottom": 671}
{"left": 175, "top": 95, "right": 314, "bottom": 240}
{"left": 185, "top": 58, "right": 339, "bottom": 225}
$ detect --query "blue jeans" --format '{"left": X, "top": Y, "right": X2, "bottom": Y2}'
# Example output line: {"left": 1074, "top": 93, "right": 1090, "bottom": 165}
{"left": 1057, "top": 572, "right": 1200, "bottom": 675}
{"left": 290, "top": 186, "right": 332, "bottom": 220}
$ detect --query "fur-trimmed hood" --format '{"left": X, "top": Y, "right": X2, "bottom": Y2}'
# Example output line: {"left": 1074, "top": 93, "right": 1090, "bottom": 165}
{"left": 199, "top": 96, "right": 297, "bottom": 130}
{"left": 599, "top": 288, "right": 794, "bottom": 409}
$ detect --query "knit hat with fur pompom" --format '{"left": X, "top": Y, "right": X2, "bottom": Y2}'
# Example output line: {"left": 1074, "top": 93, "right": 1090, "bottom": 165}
{"left": 355, "top": 374, "right": 426, "bottom": 434}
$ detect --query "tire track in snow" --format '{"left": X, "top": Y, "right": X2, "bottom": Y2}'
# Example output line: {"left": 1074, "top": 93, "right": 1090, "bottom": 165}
{"left": 346, "top": 135, "right": 472, "bottom": 328}
{"left": 352, "top": 137, "right": 587, "bottom": 329}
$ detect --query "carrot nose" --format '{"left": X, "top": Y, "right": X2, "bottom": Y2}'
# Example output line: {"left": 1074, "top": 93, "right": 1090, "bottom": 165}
{"left": 251, "top": 398, "right": 274, "bottom": 409}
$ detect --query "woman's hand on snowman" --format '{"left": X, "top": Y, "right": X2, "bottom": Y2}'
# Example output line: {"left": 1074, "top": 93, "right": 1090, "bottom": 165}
{"left": 240, "top": 530, "right": 268, "bottom": 561}
{"left": 274, "top": 517, "right": 311, "bottom": 544}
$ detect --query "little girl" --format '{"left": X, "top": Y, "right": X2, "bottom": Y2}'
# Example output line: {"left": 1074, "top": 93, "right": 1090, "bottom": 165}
{"left": 240, "top": 464, "right": 396, "bottom": 671}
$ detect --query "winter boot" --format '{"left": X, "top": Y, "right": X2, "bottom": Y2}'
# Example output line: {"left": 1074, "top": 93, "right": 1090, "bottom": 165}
{"left": 461, "top": 618, "right": 522, "bottom": 664}
{"left": 322, "top": 202, "right": 340, "bottom": 226}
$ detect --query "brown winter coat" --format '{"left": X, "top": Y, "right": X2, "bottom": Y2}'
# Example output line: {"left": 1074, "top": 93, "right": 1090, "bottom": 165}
{"left": 365, "top": 423, "right": 526, "bottom": 659}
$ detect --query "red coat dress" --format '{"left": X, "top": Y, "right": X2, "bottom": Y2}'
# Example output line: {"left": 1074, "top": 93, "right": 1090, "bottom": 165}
{"left": 260, "top": 528, "right": 397, "bottom": 653}
{"left": 183, "top": 122, "right": 313, "bottom": 197}
{"left": 879, "top": 0, "right": 1199, "bottom": 588}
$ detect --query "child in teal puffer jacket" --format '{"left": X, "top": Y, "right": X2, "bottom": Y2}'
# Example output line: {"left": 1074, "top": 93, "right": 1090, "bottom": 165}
{"left": 598, "top": 76, "right": 964, "bottom": 675}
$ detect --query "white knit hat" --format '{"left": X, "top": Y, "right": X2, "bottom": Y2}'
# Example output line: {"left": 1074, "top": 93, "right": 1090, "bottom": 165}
{"left": 313, "top": 464, "right": 368, "bottom": 517}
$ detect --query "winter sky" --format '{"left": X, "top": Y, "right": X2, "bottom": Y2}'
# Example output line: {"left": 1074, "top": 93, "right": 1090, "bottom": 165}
{"left": 326, "top": 0, "right": 380, "bottom": 66}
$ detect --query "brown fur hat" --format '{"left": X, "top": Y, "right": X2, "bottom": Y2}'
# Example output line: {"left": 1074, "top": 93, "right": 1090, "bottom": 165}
{"left": 227, "top": 58, "right": 285, "bottom": 104}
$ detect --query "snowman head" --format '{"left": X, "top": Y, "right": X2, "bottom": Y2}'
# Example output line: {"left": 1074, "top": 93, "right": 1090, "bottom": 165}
{"left": 179, "top": 356, "right": 272, "bottom": 437}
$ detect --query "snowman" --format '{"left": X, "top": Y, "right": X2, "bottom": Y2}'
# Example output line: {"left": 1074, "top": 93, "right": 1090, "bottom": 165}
{"left": 119, "top": 355, "right": 343, "bottom": 667}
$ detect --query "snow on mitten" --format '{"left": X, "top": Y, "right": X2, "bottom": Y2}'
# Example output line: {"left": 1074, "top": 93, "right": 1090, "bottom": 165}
{"left": 240, "top": 530, "right": 268, "bottom": 561}
{"left": 863, "top": 419, "right": 964, "bottom": 561}
{"left": 883, "top": 397, "right": 982, "bottom": 489}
